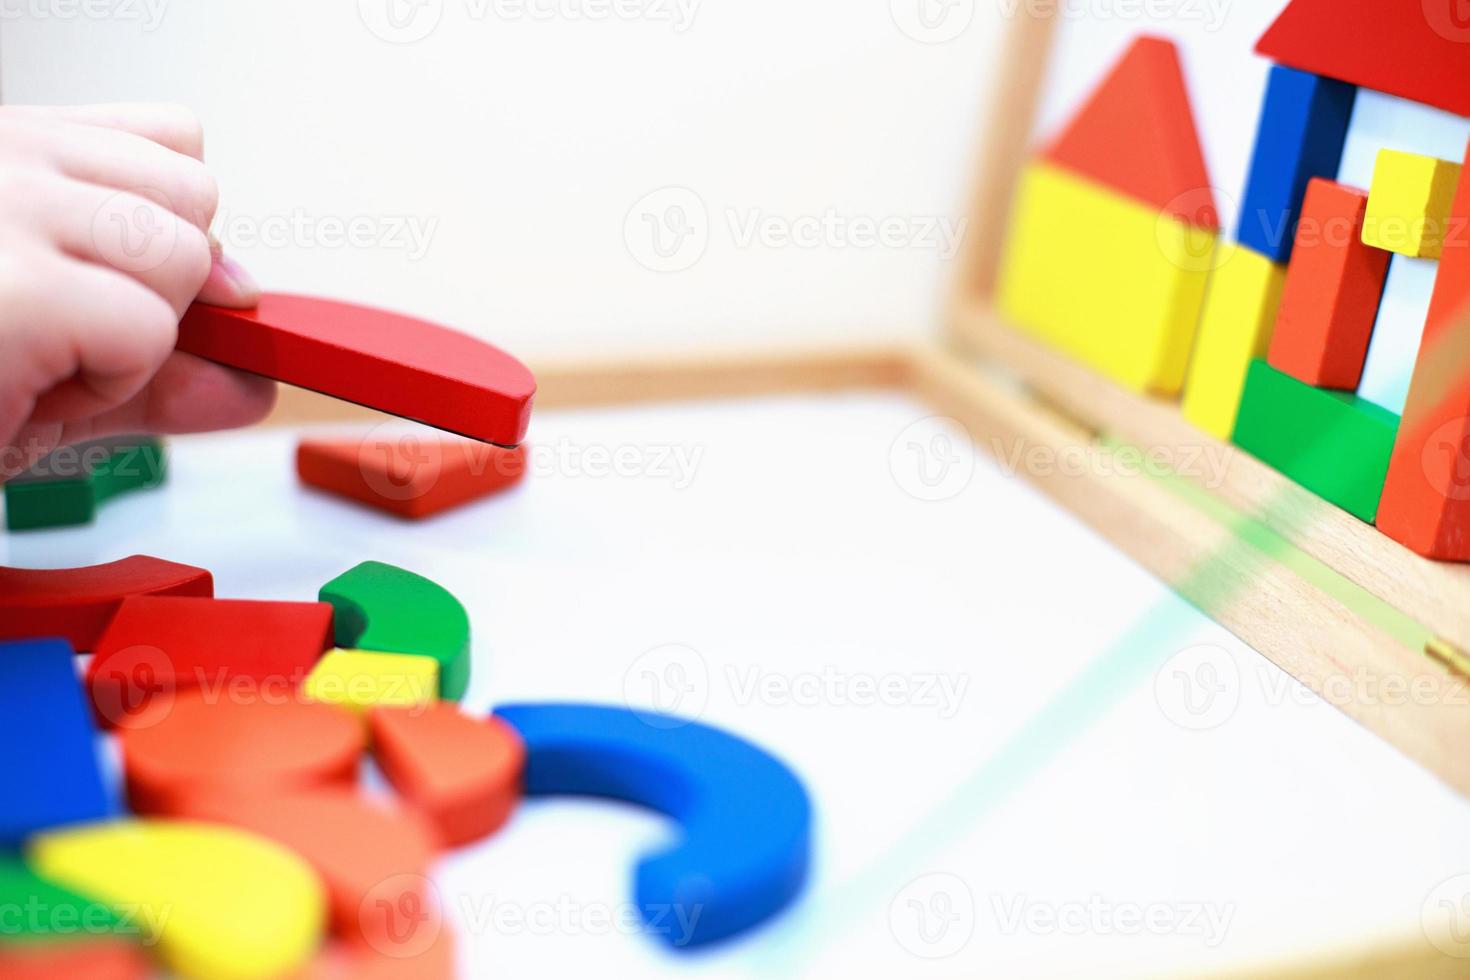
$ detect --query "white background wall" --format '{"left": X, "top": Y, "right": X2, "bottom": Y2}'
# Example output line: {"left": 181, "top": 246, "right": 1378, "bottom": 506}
{"left": 1, "top": 0, "right": 1011, "bottom": 359}
{"left": 3, "top": 1, "right": 1351, "bottom": 366}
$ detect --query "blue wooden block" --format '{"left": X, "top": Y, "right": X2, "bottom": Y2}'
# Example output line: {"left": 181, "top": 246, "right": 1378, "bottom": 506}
{"left": 1237, "top": 65, "right": 1357, "bottom": 262}
{"left": 494, "top": 702, "right": 812, "bottom": 948}
{"left": 0, "top": 638, "right": 112, "bottom": 845}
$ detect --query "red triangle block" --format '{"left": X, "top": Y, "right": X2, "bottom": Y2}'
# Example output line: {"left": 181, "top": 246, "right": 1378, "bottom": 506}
{"left": 1041, "top": 35, "right": 1217, "bottom": 230}
{"left": 1257, "top": 0, "right": 1470, "bottom": 118}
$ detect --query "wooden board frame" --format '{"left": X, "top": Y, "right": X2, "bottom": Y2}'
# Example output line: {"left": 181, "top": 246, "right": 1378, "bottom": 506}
{"left": 941, "top": 10, "right": 1470, "bottom": 782}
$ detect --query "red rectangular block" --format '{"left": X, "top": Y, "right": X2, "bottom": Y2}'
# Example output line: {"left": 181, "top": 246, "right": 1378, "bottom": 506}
{"left": 1268, "top": 178, "right": 1390, "bottom": 389}
{"left": 87, "top": 596, "right": 334, "bottom": 729}
{"left": 1379, "top": 138, "right": 1470, "bottom": 560}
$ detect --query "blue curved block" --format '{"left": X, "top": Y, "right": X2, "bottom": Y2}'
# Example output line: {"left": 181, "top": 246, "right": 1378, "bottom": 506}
{"left": 493, "top": 702, "right": 812, "bottom": 948}
{"left": 0, "top": 638, "right": 111, "bottom": 844}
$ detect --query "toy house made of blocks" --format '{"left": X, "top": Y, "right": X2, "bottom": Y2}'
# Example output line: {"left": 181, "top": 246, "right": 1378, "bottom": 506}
{"left": 997, "top": 1, "right": 1470, "bottom": 563}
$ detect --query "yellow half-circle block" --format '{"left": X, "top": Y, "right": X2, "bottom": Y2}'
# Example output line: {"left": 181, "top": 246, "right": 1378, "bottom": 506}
{"left": 998, "top": 161, "right": 1217, "bottom": 395}
{"left": 1362, "top": 149, "right": 1462, "bottom": 259}
{"left": 303, "top": 648, "right": 439, "bottom": 714}
{"left": 27, "top": 820, "right": 325, "bottom": 980}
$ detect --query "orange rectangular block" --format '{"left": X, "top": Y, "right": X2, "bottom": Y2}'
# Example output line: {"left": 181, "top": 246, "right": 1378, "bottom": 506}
{"left": 1379, "top": 139, "right": 1470, "bottom": 560}
{"left": 1269, "top": 178, "right": 1391, "bottom": 389}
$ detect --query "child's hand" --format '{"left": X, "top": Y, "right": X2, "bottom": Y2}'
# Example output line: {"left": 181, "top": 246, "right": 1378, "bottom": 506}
{"left": 0, "top": 103, "right": 276, "bottom": 478}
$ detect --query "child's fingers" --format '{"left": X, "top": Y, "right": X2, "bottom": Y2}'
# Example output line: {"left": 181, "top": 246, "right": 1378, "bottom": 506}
{"left": 194, "top": 236, "right": 261, "bottom": 308}
{"left": 33, "top": 173, "right": 211, "bottom": 317}
{"left": 6, "top": 354, "right": 277, "bottom": 466}
{"left": 107, "top": 352, "right": 277, "bottom": 433}
{"left": 0, "top": 250, "right": 179, "bottom": 440}
{"left": 0, "top": 103, "right": 205, "bottom": 160}
{"left": 23, "top": 118, "right": 221, "bottom": 232}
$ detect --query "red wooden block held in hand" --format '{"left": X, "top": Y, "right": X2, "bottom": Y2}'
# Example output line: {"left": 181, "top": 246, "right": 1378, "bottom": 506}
{"left": 178, "top": 294, "right": 536, "bottom": 447}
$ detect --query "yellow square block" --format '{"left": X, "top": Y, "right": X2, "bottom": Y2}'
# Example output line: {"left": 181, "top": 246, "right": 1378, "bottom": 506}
{"left": 1362, "top": 148, "right": 1462, "bottom": 258}
{"left": 302, "top": 648, "right": 438, "bottom": 713}
{"left": 1181, "top": 244, "right": 1287, "bottom": 439}
{"left": 998, "top": 161, "right": 1216, "bottom": 395}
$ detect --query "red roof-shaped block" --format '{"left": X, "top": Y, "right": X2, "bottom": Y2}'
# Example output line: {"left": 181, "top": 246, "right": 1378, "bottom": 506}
{"left": 1040, "top": 35, "right": 1217, "bottom": 230}
{"left": 1257, "top": 0, "right": 1470, "bottom": 117}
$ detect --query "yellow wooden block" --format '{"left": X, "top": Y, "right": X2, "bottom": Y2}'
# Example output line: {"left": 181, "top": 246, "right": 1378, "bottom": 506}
{"left": 997, "top": 161, "right": 1217, "bottom": 395}
{"left": 1181, "top": 243, "right": 1287, "bottom": 439}
{"left": 28, "top": 820, "right": 324, "bottom": 980}
{"left": 302, "top": 648, "right": 439, "bottom": 713}
{"left": 1362, "top": 148, "right": 1462, "bottom": 258}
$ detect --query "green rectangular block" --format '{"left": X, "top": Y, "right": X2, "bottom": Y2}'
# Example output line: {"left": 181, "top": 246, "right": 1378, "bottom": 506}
{"left": 1232, "top": 359, "right": 1400, "bottom": 523}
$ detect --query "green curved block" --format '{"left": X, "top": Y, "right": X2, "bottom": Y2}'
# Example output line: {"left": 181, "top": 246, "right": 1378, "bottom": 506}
{"left": 318, "top": 560, "right": 470, "bottom": 700}
{"left": 0, "top": 856, "right": 133, "bottom": 946}
{"left": 5, "top": 437, "right": 166, "bottom": 532}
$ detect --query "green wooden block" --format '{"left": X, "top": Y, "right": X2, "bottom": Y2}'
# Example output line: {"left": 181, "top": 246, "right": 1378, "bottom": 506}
{"left": 1232, "top": 359, "right": 1400, "bottom": 523}
{"left": 0, "top": 855, "right": 131, "bottom": 946}
{"left": 5, "top": 438, "right": 166, "bottom": 532}
{"left": 319, "top": 560, "right": 471, "bottom": 701}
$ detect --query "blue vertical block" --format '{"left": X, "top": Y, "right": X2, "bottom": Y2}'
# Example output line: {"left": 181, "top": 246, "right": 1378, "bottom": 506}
{"left": 0, "top": 638, "right": 111, "bottom": 844}
{"left": 1237, "top": 65, "right": 1357, "bottom": 262}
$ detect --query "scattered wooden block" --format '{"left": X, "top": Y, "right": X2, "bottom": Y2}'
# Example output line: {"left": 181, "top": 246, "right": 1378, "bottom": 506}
{"left": 1233, "top": 359, "right": 1400, "bottom": 523}
{"left": 0, "top": 638, "right": 112, "bottom": 846}
{"left": 29, "top": 820, "right": 325, "bottom": 980}
{"left": 1236, "top": 65, "right": 1356, "bottom": 263}
{"left": 0, "top": 556, "right": 212, "bottom": 651}
{"left": 177, "top": 294, "right": 536, "bottom": 447}
{"left": 177, "top": 789, "right": 438, "bottom": 948}
{"left": 88, "top": 596, "right": 334, "bottom": 730}
{"left": 1181, "top": 243, "right": 1287, "bottom": 439}
{"left": 120, "top": 691, "right": 364, "bottom": 816}
{"left": 0, "top": 937, "right": 149, "bottom": 980}
{"left": 302, "top": 650, "right": 438, "bottom": 716}
{"left": 293, "top": 927, "right": 455, "bottom": 980}
{"left": 1040, "top": 35, "right": 1217, "bottom": 230}
{"left": 4, "top": 437, "right": 166, "bottom": 531}
{"left": 0, "top": 854, "right": 133, "bottom": 944}
{"left": 1269, "top": 178, "right": 1391, "bottom": 389}
{"left": 370, "top": 704, "right": 524, "bottom": 848}
{"left": 998, "top": 161, "right": 1215, "bottom": 395}
{"left": 1000, "top": 35, "right": 1218, "bottom": 396}
{"left": 1379, "top": 137, "right": 1470, "bottom": 560}
{"left": 296, "top": 434, "right": 526, "bottom": 520}
{"left": 1256, "top": 0, "right": 1470, "bottom": 117}
{"left": 319, "top": 561, "right": 470, "bottom": 701}
{"left": 1362, "top": 149, "right": 1462, "bottom": 258}
{"left": 494, "top": 702, "right": 811, "bottom": 948}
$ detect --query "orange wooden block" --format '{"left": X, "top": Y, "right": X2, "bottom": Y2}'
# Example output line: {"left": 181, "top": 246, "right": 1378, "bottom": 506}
{"left": 179, "top": 789, "right": 438, "bottom": 947}
{"left": 0, "top": 938, "right": 149, "bottom": 980}
{"left": 1041, "top": 35, "right": 1217, "bottom": 230}
{"left": 1380, "top": 138, "right": 1470, "bottom": 560}
{"left": 292, "top": 925, "right": 455, "bottom": 980}
{"left": 370, "top": 705, "right": 524, "bottom": 848}
{"left": 1269, "top": 178, "right": 1391, "bottom": 389}
{"left": 297, "top": 435, "right": 526, "bottom": 520}
{"left": 120, "top": 691, "right": 364, "bottom": 815}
